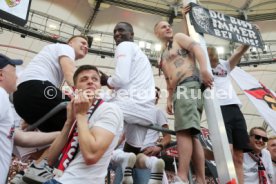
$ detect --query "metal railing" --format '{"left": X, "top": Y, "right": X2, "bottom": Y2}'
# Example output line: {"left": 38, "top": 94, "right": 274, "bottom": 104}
{"left": 1, "top": 9, "right": 276, "bottom": 67}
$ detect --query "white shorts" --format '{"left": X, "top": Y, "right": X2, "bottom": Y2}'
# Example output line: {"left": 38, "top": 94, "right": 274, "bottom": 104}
{"left": 123, "top": 113, "right": 152, "bottom": 147}
{"left": 109, "top": 97, "right": 156, "bottom": 147}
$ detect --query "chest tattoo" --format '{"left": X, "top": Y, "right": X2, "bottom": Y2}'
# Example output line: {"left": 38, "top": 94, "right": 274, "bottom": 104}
{"left": 174, "top": 58, "right": 184, "bottom": 68}
{"left": 177, "top": 48, "right": 189, "bottom": 58}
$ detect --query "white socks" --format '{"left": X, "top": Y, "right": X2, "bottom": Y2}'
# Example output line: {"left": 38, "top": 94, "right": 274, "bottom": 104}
{"left": 148, "top": 158, "right": 165, "bottom": 184}
{"left": 136, "top": 153, "right": 165, "bottom": 184}
{"left": 112, "top": 151, "right": 166, "bottom": 184}
{"left": 112, "top": 149, "right": 136, "bottom": 184}
{"left": 112, "top": 149, "right": 125, "bottom": 163}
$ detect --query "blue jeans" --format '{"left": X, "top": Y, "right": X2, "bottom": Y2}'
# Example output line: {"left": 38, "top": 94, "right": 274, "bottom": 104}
{"left": 112, "top": 165, "right": 150, "bottom": 184}
{"left": 43, "top": 179, "right": 62, "bottom": 184}
{"left": 133, "top": 168, "right": 150, "bottom": 184}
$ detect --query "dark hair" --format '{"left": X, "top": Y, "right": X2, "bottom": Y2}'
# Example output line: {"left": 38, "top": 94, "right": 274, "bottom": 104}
{"left": 73, "top": 65, "right": 99, "bottom": 84}
{"left": 249, "top": 127, "right": 266, "bottom": 136}
{"left": 67, "top": 35, "right": 88, "bottom": 43}
{"left": 117, "top": 22, "right": 134, "bottom": 34}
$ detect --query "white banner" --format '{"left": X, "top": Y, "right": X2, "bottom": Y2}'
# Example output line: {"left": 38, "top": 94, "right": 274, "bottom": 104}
{"left": 231, "top": 67, "right": 276, "bottom": 132}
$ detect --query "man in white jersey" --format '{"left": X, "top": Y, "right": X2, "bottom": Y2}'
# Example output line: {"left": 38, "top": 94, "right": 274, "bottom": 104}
{"left": 243, "top": 127, "right": 275, "bottom": 184}
{"left": 0, "top": 54, "right": 22, "bottom": 184}
{"left": 31, "top": 65, "right": 123, "bottom": 184}
{"left": 207, "top": 46, "right": 252, "bottom": 183}
{"left": 13, "top": 35, "right": 88, "bottom": 132}
{"left": 101, "top": 22, "right": 156, "bottom": 154}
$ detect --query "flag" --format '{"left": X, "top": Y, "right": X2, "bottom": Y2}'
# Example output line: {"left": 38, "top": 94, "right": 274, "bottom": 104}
{"left": 231, "top": 67, "right": 276, "bottom": 132}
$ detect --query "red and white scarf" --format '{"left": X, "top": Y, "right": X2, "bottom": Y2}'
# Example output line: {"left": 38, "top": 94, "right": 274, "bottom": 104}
{"left": 248, "top": 152, "right": 268, "bottom": 184}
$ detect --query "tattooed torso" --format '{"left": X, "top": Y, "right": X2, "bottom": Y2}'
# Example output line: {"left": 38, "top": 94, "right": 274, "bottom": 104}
{"left": 161, "top": 41, "right": 199, "bottom": 89}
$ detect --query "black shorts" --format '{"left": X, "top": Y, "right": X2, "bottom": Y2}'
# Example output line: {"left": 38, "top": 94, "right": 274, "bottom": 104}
{"left": 221, "top": 104, "right": 251, "bottom": 152}
{"left": 13, "top": 80, "right": 70, "bottom": 132}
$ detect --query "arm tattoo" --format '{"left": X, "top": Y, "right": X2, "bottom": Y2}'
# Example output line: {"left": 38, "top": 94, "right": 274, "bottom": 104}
{"left": 187, "top": 41, "right": 199, "bottom": 51}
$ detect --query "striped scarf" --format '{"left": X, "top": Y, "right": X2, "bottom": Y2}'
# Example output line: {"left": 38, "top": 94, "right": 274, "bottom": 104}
{"left": 248, "top": 152, "right": 268, "bottom": 184}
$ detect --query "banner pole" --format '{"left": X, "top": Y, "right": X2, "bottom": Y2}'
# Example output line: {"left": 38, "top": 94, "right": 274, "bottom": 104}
{"left": 183, "top": 0, "right": 238, "bottom": 183}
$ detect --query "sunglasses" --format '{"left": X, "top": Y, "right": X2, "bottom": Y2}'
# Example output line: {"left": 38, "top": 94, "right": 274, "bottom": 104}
{"left": 251, "top": 134, "right": 268, "bottom": 142}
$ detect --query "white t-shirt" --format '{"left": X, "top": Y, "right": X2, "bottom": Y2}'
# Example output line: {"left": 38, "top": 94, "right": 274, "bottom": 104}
{"left": 107, "top": 41, "right": 156, "bottom": 123}
{"left": 212, "top": 59, "right": 241, "bottom": 106}
{"left": 19, "top": 43, "right": 75, "bottom": 87}
{"left": 273, "top": 162, "right": 276, "bottom": 183}
{"left": 56, "top": 102, "right": 123, "bottom": 184}
{"left": 0, "top": 87, "right": 15, "bottom": 184}
{"left": 141, "top": 109, "right": 168, "bottom": 150}
{"left": 243, "top": 149, "right": 275, "bottom": 184}
{"left": 10, "top": 104, "right": 21, "bottom": 128}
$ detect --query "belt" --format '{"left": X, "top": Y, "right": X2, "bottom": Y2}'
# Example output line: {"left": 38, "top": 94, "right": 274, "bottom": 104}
{"left": 177, "top": 76, "right": 207, "bottom": 92}
{"left": 178, "top": 76, "right": 200, "bottom": 86}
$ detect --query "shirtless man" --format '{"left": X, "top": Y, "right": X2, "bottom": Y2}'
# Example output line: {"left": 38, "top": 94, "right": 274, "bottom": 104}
{"left": 154, "top": 21, "right": 213, "bottom": 184}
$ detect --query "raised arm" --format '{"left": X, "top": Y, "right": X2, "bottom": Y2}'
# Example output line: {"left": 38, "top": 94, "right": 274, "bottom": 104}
{"left": 77, "top": 121, "right": 115, "bottom": 165}
{"left": 228, "top": 45, "right": 250, "bottom": 70}
{"left": 181, "top": 5, "right": 191, "bottom": 35}
{"left": 75, "top": 93, "right": 120, "bottom": 165}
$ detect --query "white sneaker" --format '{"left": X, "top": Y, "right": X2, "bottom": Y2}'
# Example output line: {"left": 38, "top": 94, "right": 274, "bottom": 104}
{"left": 22, "top": 160, "right": 54, "bottom": 184}
{"left": 171, "top": 176, "right": 189, "bottom": 184}
{"left": 148, "top": 158, "right": 165, "bottom": 184}
{"left": 121, "top": 152, "right": 136, "bottom": 184}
